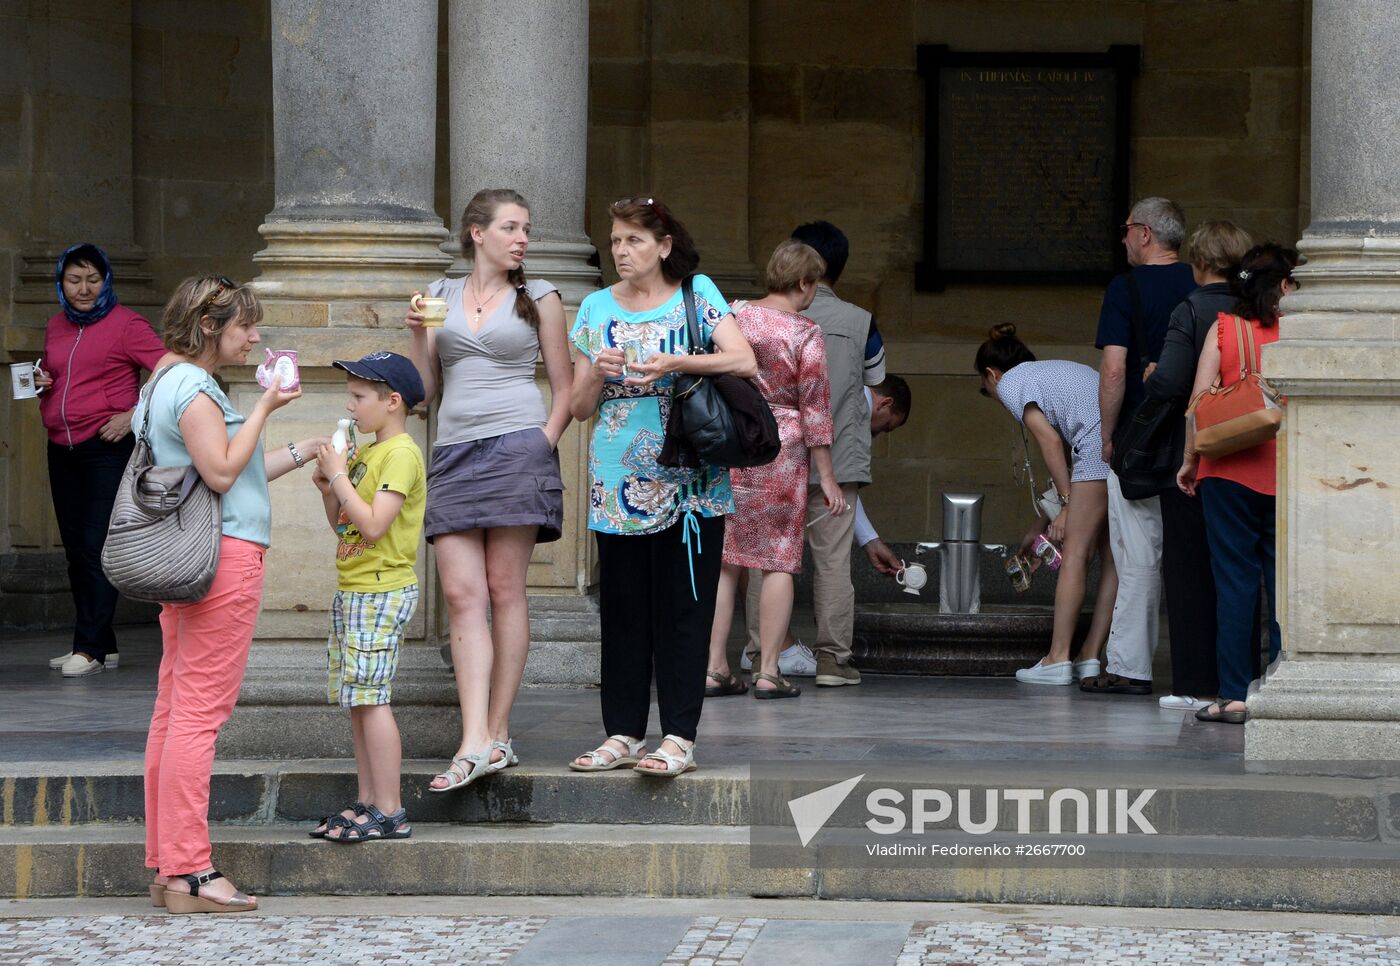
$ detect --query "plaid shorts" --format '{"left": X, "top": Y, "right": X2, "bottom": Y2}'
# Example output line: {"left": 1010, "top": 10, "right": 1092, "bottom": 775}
{"left": 327, "top": 584, "right": 419, "bottom": 707}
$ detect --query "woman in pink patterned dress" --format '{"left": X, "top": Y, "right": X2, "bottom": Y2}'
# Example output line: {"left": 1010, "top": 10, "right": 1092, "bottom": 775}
{"left": 705, "top": 241, "right": 846, "bottom": 699}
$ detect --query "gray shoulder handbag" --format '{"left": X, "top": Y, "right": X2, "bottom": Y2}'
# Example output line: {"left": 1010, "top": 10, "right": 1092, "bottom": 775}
{"left": 101, "top": 364, "right": 222, "bottom": 603}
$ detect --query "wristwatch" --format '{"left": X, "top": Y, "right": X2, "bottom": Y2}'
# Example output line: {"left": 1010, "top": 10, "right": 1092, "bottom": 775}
{"left": 287, "top": 441, "right": 306, "bottom": 468}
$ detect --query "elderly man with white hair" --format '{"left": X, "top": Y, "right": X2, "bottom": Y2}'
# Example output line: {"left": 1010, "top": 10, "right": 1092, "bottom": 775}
{"left": 1082, "top": 197, "right": 1198, "bottom": 697}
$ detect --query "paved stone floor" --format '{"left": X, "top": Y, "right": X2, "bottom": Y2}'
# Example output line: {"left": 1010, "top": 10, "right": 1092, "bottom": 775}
{"left": 0, "top": 623, "right": 1242, "bottom": 767}
{"left": 1, "top": 897, "right": 1398, "bottom": 964}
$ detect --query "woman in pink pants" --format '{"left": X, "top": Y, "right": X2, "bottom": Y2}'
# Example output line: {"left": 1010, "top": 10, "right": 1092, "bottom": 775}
{"left": 136, "top": 275, "right": 324, "bottom": 914}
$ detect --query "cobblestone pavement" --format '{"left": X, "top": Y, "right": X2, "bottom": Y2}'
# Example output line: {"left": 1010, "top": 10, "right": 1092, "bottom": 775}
{"left": 896, "top": 921, "right": 1400, "bottom": 965}
{"left": 0, "top": 915, "right": 546, "bottom": 965}
{"left": 4, "top": 912, "right": 1400, "bottom": 965}
{"left": 661, "top": 916, "right": 766, "bottom": 963}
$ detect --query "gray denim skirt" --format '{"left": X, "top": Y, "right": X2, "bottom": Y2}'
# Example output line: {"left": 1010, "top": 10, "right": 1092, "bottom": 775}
{"left": 425, "top": 427, "right": 564, "bottom": 543}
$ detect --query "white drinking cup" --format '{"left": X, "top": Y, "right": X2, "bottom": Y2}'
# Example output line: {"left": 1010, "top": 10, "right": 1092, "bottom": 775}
{"left": 895, "top": 560, "right": 928, "bottom": 596}
{"left": 10, "top": 362, "right": 38, "bottom": 400}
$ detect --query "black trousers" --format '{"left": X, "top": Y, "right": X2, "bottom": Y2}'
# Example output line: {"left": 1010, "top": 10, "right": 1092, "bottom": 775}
{"left": 1158, "top": 485, "right": 1219, "bottom": 696}
{"left": 47, "top": 434, "right": 134, "bottom": 661}
{"left": 595, "top": 514, "right": 725, "bottom": 743}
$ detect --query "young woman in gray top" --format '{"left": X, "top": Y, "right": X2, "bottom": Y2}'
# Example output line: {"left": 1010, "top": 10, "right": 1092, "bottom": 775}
{"left": 405, "top": 189, "right": 574, "bottom": 792}
{"left": 976, "top": 324, "right": 1119, "bottom": 688}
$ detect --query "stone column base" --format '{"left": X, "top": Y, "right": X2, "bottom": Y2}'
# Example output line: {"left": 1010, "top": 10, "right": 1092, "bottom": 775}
{"left": 1246, "top": 660, "right": 1400, "bottom": 772}
{"left": 250, "top": 220, "right": 452, "bottom": 305}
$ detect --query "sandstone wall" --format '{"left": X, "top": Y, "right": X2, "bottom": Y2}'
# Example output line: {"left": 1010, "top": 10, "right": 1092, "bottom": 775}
{"left": 587, "top": 0, "right": 1309, "bottom": 543}
{"left": 1, "top": 0, "right": 1310, "bottom": 623}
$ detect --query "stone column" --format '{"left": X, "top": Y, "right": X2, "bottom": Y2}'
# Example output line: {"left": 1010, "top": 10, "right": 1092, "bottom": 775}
{"left": 225, "top": 0, "right": 448, "bottom": 759}
{"left": 446, "top": 0, "right": 599, "bottom": 306}
{"left": 240, "top": 1, "right": 448, "bottom": 654}
{"left": 251, "top": 0, "right": 450, "bottom": 318}
{"left": 221, "top": 1, "right": 600, "bottom": 757}
{"left": 1246, "top": 0, "right": 1400, "bottom": 766}
{"left": 446, "top": 0, "right": 600, "bottom": 599}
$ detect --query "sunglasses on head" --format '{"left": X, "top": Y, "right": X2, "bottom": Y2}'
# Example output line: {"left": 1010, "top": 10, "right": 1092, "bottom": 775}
{"left": 200, "top": 275, "right": 237, "bottom": 311}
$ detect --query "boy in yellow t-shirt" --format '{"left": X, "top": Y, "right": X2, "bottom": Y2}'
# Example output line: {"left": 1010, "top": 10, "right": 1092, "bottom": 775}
{"left": 309, "top": 351, "right": 426, "bottom": 843}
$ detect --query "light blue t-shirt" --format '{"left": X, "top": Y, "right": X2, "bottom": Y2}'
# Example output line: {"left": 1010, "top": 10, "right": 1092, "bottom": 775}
{"left": 133, "top": 363, "right": 271, "bottom": 547}
{"left": 570, "top": 275, "right": 734, "bottom": 535}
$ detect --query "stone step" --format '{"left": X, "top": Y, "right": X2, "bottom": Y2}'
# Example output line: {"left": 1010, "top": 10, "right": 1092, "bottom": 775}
{"left": 1, "top": 762, "right": 1392, "bottom": 844}
{"left": 2, "top": 822, "right": 1397, "bottom": 913}
{"left": 0, "top": 763, "right": 746, "bottom": 830}
{"left": 525, "top": 614, "right": 602, "bottom": 642}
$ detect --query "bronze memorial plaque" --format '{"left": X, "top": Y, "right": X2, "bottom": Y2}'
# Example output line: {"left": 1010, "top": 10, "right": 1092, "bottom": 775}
{"left": 916, "top": 46, "right": 1139, "bottom": 289}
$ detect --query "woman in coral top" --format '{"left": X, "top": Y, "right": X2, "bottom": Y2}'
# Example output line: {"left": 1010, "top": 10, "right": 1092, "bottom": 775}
{"left": 704, "top": 240, "right": 846, "bottom": 699}
{"left": 1177, "top": 244, "right": 1297, "bottom": 725}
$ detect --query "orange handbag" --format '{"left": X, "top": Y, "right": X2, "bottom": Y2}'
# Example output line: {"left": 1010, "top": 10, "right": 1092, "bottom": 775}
{"left": 1187, "top": 315, "right": 1284, "bottom": 460}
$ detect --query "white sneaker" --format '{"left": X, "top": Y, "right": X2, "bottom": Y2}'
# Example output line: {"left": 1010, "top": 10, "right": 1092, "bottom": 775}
{"left": 1072, "top": 658, "right": 1101, "bottom": 681}
{"left": 1159, "top": 694, "right": 1211, "bottom": 711}
{"left": 60, "top": 653, "right": 105, "bottom": 678}
{"left": 740, "top": 640, "right": 816, "bottom": 677}
{"left": 1015, "top": 659, "right": 1073, "bottom": 685}
{"left": 51, "top": 651, "right": 118, "bottom": 670}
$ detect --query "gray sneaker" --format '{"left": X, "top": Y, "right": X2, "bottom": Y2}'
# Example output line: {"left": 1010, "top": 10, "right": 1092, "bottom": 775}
{"left": 740, "top": 639, "right": 816, "bottom": 677}
{"left": 815, "top": 655, "right": 861, "bottom": 687}
{"left": 779, "top": 642, "right": 818, "bottom": 677}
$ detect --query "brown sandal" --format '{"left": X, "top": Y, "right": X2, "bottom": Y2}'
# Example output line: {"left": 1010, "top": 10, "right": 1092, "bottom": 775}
{"left": 1079, "top": 672, "right": 1152, "bottom": 695}
{"left": 705, "top": 669, "right": 748, "bottom": 697}
{"left": 163, "top": 871, "right": 257, "bottom": 915}
{"left": 753, "top": 672, "right": 801, "bottom": 699}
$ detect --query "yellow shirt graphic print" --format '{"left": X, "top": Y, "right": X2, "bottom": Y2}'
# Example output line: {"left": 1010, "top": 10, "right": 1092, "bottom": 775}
{"left": 333, "top": 433, "right": 427, "bottom": 593}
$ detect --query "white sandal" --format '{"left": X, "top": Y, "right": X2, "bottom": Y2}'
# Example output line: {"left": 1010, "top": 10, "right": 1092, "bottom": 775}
{"left": 488, "top": 738, "right": 519, "bottom": 773}
{"left": 428, "top": 747, "right": 492, "bottom": 793}
{"left": 569, "top": 734, "right": 646, "bottom": 772}
{"left": 635, "top": 734, "right": 696, "bottom": 777}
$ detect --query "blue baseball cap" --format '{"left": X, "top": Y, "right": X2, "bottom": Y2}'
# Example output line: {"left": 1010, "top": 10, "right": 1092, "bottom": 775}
{"left": 332, "top": 351, "right": 426, "bottom": 409}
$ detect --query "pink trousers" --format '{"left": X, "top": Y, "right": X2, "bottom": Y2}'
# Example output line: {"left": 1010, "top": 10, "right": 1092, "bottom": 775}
{"left": 144, "top": 536, "right": 264, "bottom": 875}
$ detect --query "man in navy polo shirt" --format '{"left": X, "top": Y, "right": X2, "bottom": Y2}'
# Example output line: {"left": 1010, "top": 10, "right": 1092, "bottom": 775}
{"left": 1084, "top": 197, "right": 1197, "bottom": 697}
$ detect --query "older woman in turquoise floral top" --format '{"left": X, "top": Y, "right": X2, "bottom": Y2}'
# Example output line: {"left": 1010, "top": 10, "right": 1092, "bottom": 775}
{"left": 568, "top": 197, "right": 756, "bottom": 777}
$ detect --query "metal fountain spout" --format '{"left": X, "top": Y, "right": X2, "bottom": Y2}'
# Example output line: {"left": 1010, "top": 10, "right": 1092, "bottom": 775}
{"left": 915, "top": 493, "right": 988, "bottom": 615}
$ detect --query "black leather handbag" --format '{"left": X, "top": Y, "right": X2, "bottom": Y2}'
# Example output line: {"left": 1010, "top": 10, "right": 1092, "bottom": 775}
{"left": 658, "top": 276, "right": 780, "bottom": 470}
